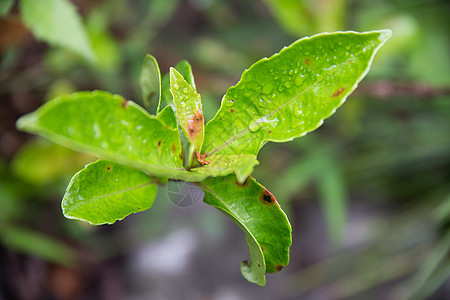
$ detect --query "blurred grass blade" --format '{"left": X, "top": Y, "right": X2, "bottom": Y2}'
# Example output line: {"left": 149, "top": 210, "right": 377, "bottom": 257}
{"left": 271, "top": 153, "right": 319, "bottom": 202}
{"left": 0, "top": 226, "right": 75, "bottom": 267}
{"left": 317, "top": 156, "right": 347, "bottom": 248}
{"left": 407, "top": 230, "right": 450, "bottom": 300}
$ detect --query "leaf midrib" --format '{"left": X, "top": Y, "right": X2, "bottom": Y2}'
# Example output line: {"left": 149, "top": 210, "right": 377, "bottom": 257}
{"left": 205, "top": 43, "right": 374, "bottom": 156}
{"left": 85, "top": 180, "right": 156, "bottom": 202}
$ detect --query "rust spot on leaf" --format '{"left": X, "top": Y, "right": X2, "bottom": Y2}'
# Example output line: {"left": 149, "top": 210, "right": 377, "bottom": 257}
{"left": 187, "top": 110, "right": 204, "bottom": 140}
{"left": 304, "top": 58, "right": 311, "bottom": 65}
{"left": 332, "top": 87, "right": 345, "bottom": 97}
{"left": 275, "top": 265, "right": 284, "bottom": 272}
{"left": 172, "top": 144, "right": 177, "bottom": 153}
{"left": 136, "top": 207, "right": 141, "bottom": 210}
{"left": 230, "top": 108, "right": 235, "bottom": 113}
{"left": 260, "top": 188, "right": 277, "bottom": 205}
{"left": 121, "top": 100, "right": 129, "bottom": 109}
{"left": 219, "top": 117, "right": 222, "bottom": 120}
{"left": 268, "top": 130, "right": 272, "bottom": 134}
{"left": 260, "top": 245, "right": 265, "bottom": 252}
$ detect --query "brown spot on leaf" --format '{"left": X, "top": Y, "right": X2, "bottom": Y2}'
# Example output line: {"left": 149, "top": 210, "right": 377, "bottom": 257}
{"left": 332, "top": 87, "right": 345, "bottom": 97}
{"left": 268, "top": 130, "right": 272, "bottom": 134}
{"left": 172, "top": 144, "right": 177, "bottom": 153}
{"left": 121, "top": 100, "right": 129, "bottom": 109}
{"left": 260, "top": 245, "right": 265, "bottom": 252}
{"left": 106, "top": 165, "right": 112, "bottom": 172}
{"left": 304, "top": 58, "right": 311, "bottom": 65}
{"left": 157, "top": 140, "right": 162, "bottom": 147}
{"left": 219, "top": 117, "right": 222, "bottom": 120}
{"left": 275, "top": 265, "right": 284, "bottom": 272}
{"left": 230, "top": 108, "right": 235, "bottom": 113}
{"left": 187, "top": 110, "right": 204, "bottom": 139}
{"left": 136, "top": 207, "right": 141, "bottom": 210}
{"left": 260, "top": 188, "right": 277, "bottom": 205}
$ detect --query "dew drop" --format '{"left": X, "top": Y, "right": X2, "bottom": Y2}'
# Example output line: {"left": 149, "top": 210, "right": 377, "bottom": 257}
{"left": 258, "top": 98, "right": 268, "bottom": 108}
{"left": 289, "top": 70, "right": 294, "bottom": 75}
{"left": 294, "top": 75, "right": 305, "bottom": 87}
{"left": 224, "top": 98, "right": 235, "bottom": 106}
{"left": 284, "top": 82, "right": 292, "bottom": 89}
{"left": 277, "top": 85, "right": 285, "bottom": 92}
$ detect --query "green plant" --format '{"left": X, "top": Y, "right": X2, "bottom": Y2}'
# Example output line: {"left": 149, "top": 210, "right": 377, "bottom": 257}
{"left": 16, "top": 30, "right": 391, "bottom": 286}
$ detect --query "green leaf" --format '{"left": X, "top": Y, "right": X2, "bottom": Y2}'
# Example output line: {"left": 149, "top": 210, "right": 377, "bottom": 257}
{"left": 160, "top": 60, "right": 196, "bottom": 113}
{"left": 202, "top": 30, "right": 391, "bottom": 156}
{"left": 20, "top": 0, "right": 95, "bottom": 62}
{"left": 62, "top": 159, "right": 157, "bottom": 225}
{"left": 156, "top": 105, "right": 178, "bottom": 130}
{"left": 11, "top": 138, "right": 94, "bottom": 185}
{"left": 192, "top": 154, "right": 259, "bottom": 184}
{"left": 140, "top": 54, "right": 161, "bottom": 113}
{"left": 199, "top": 175, "right": 292, "bottom": 286}
{"left": 0, "top": 0, "right": 13, "bottom": 16}
{"left": 170, "top": 68, "right": 205, "bottom": 163}
{"left": 16, "top": 90, "right": 206, "bottom": 182}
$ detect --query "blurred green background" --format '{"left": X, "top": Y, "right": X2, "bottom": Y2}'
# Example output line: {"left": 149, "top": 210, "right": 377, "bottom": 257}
{"left": 1, "top": 0, "right": 449, "bottom": 299}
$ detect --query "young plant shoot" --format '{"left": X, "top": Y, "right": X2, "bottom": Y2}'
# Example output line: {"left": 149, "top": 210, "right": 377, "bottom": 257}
{"left": 17, "top": 30, "right": 391, "bottom": 286}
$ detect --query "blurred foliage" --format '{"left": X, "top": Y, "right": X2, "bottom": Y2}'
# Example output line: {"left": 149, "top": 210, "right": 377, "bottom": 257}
{"left": 1, "top": 0, "right": 449, "bottom": 299}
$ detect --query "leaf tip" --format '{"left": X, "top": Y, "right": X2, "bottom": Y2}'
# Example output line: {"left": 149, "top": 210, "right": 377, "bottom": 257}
{"left": 241, "top": 261, "right": 266, "bottom": 287}
{"left": 16, "top": 113, "right": 37, "bottom": 132}
{"left": 377, "top": 29, "right": 393, "bottom": 43}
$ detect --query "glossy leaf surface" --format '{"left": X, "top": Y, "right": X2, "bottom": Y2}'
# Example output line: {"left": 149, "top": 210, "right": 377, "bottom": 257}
{"left": 192, "top": 154, "right": 259, "bottom": 184}
{"left": 160, "top": 60, "right": 196, "bottom": 113}
{"left": 20, "top": 0, "right": 95, "bottom": 62}
{"left": 63, "top": 160, "right": 157, "bottom": 224}
{"left": 140, "top": 54, "right": 161, "bottom": 112}
{"left": 170, "top": 68, "right": 205, "bottom": 157}
{"left": 199, "top": 175, "right": 292, "bottom": 286}
{"left": 16, "top": 91, "right": 206, "bottom": 181}
{"left": 202, "top": 30, "right": 391, "bottom": 156}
